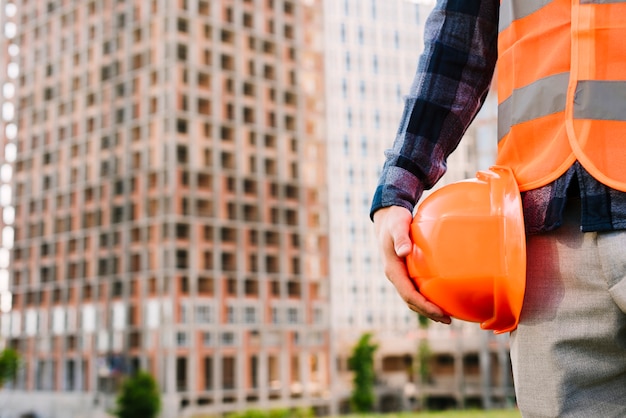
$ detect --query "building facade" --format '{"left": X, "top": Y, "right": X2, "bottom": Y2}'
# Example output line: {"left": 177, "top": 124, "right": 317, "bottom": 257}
{"left": 323, "top": 0, "right": 433, "bottom": 336}
{"left": 0, "top": 1, "right": 331, "bottom": 417}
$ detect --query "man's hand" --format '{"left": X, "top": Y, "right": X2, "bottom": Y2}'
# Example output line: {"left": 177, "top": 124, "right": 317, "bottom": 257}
{"left": 373, "top": 206, "right": 451, "bottom": 324}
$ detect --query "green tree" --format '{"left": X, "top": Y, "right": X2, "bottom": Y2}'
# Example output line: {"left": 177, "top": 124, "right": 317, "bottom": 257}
{"left": 416, "top": 314, "right": 432, "bottom": 383}
{"left": 348, "top": 332, "right": 379, "bottom": 413}
{"left": 417, "top": 339, "right": 432, "bottom": 383}
{"left": 418, "top": 314, "right": 430, "bottom": 329}
{"left": 114, "top": 371, "right": 161, "bottom": 418}
{"left": 416, "top": 314, "right": 432, "bottom": 410}
{"left": 0, "top": 348, "right": 19, "bottom": 387}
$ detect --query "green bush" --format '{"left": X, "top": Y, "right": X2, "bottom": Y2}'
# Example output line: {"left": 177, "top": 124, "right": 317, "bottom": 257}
{"left": 0, "top": 348, "right": 19, "bottom": 386}
{"left": 113, "top": 371, "right": 161, "bottom": 418}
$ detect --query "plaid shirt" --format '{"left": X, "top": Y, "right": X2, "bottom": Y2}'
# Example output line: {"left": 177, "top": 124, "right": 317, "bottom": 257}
{"left": 370, "top": 0, "right": 626, "bottom": 234}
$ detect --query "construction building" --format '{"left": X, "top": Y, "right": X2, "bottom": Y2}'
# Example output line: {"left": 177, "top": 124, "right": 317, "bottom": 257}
{"left": 0, "top": 1, "right": 330, "bottom": 417}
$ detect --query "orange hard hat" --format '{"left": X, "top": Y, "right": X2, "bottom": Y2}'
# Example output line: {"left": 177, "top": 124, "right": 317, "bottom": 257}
{"left": 406, "top": 165, "right": 526, "bottom": 334}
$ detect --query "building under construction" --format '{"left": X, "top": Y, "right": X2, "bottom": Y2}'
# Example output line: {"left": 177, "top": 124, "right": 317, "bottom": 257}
{"left": 0, "top": 1, "right": 330, "bottom": 417}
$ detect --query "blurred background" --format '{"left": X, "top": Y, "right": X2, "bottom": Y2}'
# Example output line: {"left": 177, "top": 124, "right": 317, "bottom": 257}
{"left": 0, "top": 1, "right": 509, "bottom": 417}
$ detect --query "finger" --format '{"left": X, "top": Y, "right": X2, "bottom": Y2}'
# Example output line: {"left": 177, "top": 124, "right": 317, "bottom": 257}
{"left": 406, "top": 299, "right": 452, "bottom": 324}
{"left": 385, "top": 255, "right": 451, "bottom": 324}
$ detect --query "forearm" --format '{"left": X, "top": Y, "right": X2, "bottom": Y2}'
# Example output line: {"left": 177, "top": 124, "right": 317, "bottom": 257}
{"left": 370, "top": 0, "right": 499, "bottom": 219}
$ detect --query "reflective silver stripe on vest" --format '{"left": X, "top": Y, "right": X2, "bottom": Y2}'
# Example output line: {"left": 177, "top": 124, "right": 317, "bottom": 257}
{"left": 500, "top": 0, "right": 552, "bottom": 32}
{"left": 498, "top": 72, "right": 569, "bottom": 141}
{"left": 501, "top": 0, "right": 626, "bottom": 31}
{"left": 574, "top": 81, "right": 626, "bottom": 121}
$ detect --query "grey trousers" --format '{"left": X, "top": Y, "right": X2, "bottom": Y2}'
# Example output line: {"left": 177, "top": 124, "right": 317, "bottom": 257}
{"left": 510, "top": 200, "right": 626, "bottom": 417}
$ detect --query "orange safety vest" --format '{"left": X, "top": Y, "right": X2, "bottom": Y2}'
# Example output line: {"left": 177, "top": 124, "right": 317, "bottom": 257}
{"left": 496, "top": 0, "right": 626, "bottom": 192}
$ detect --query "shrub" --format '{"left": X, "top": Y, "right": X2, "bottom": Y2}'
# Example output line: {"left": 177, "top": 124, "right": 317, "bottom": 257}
{"left": 0, "top": 348, "right": 19, "bottom": 387}
{"left": 114, "top": 370, "right": 161, "bottom": 418}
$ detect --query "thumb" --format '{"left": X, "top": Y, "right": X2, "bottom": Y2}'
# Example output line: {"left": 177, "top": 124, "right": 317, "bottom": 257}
{"left": 393, "top": 230, "right": 412, "bottom": 258}
{"left": 374, "top": 206, "right": 413, "bottom": 257}
{"left": 389, "top": 209, "right": 413, "bottom": 257}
